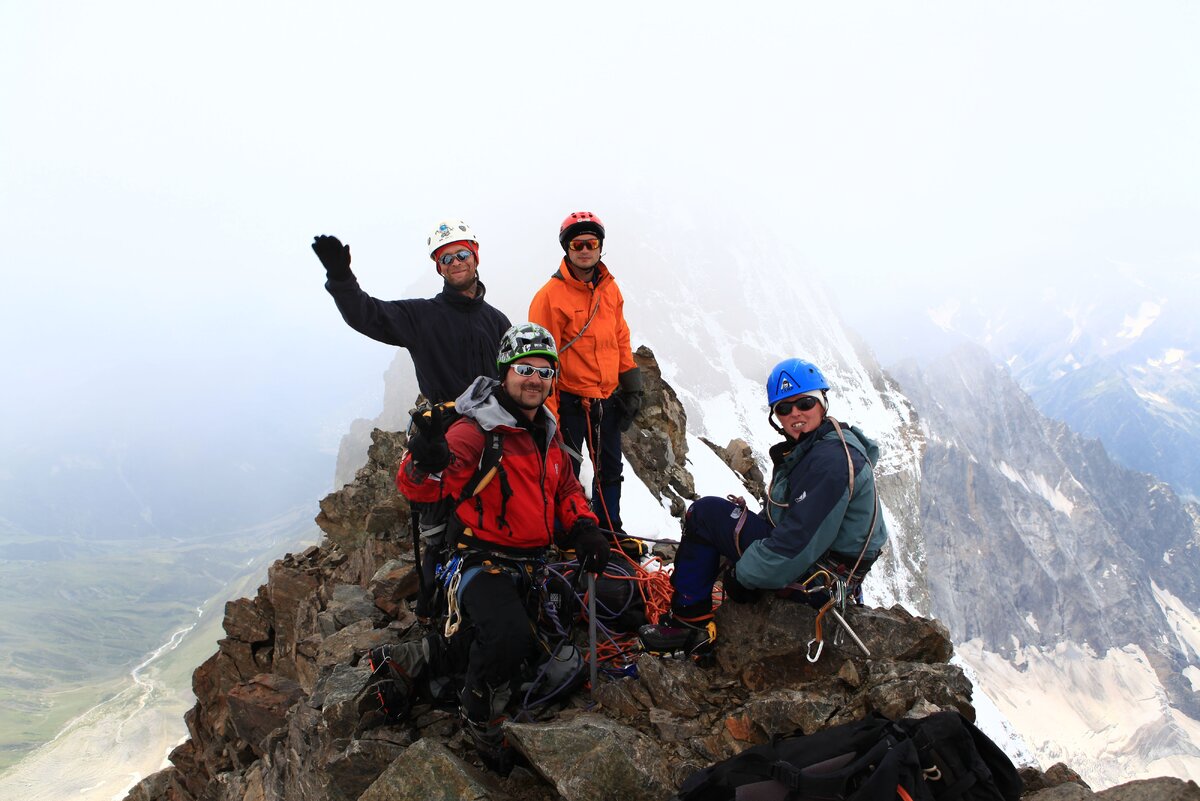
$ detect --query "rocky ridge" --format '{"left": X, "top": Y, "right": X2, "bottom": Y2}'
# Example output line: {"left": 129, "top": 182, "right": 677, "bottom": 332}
{"left": 124, "top": 351, "right": 1196, "bottom": 801}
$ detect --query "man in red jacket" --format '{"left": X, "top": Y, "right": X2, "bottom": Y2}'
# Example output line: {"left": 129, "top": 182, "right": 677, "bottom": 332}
{"left": 528, "top": 211, "right": 643, "bottom": 532}
{"left": 392, "top": 322, "right": 610, "bottom": 773}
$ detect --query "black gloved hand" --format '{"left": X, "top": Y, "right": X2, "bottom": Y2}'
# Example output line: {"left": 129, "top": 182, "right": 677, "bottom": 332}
{"left": 312, "top": 234, "right": 353, "bottom": 281}
{"left": 615, "top": 367, "right": 645, "bottom": 433}
{"left": 571, "top": 519, "right": 611, "bottom": 575}
{"left": 722, "top": 565, "right": 760, "bottom": 604}
{"left": 613, "top": 390, "right": 643, "bottom": 432}
{"left": 407, "top": 406, "right": 451, "bottom": 474}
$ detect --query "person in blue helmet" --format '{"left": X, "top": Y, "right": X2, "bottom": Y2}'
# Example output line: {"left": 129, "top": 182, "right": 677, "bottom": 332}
{"left": 639, "top": 358, "right": 889, "bottom": 656}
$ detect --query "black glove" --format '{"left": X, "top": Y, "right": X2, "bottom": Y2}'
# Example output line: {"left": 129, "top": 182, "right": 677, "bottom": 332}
{"left": 613, "top": 390, "right": 643, "bottom": 432}
{"left": 722, "top": 565, "right": 760, "bottom": 604}
{"left": 312, "top": 234, "right": 353, "bottom": 281}
{"left": 407, "top": 406, "right": 451, "bottom": 474}
{"left": 615, "top": 367, "right": 644, "bottom": 433}
{"left": 571, "top": 519, "right": 611, "bottom": 575}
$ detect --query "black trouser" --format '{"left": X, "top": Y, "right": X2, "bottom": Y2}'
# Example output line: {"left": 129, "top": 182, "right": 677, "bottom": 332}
{"left": 456, "top": 564, "right": 542, "bottom": 722}
{"left": 557, "top": 391, "right": 624, "bottom": 531}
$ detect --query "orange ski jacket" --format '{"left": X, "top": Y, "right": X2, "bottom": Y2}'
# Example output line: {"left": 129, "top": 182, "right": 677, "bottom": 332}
{"left": 528, "top": 260, "right": 636, "bottom": 403}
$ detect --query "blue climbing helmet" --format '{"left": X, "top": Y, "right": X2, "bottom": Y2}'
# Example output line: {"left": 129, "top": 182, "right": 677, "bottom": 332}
{"left": 766, "top": 358, "right": 829, "bottom": 406}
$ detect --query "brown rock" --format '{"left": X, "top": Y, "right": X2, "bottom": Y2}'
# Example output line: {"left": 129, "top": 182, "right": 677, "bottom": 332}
{"left": 227, "top": 674, "right": 305, "bottom": 756}
{"left": 506, "top": 713, "right": 676, "bottom": 801}
{"left": 223, "top": 597, "right": 273, "bottom": 644}
{"left": 1097, "top": 778, "right": 1200, "bottom": 801}
{"left": 358, "top": 738, "right": 492, "bottom": 801}
{"left": 621, "top": 346, "right": 696, "bottom": 516}
{"left": 367, "top": 558, "right": 421, "bottom": 618}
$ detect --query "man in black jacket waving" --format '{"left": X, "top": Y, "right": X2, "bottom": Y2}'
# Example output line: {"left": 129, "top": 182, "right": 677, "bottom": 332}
{"left": 311, "top": 220, "right": 511, "bottom": 405}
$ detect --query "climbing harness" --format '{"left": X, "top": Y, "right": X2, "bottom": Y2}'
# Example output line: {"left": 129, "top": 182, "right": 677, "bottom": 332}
{"left": 778, "top": 416, "right": 882, "bottom": 662}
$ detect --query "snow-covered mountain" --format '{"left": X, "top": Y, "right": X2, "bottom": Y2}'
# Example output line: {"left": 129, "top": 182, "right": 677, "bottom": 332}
{"left": 921, "top": 265, "right": 1200, "bottom": 500}
{"left": 892, "top": 345, "right": 1200, "bottom": 787}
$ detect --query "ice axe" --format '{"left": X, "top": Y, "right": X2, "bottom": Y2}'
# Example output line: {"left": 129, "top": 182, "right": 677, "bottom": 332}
{"left": 587, "top": 571, "right": 598, "bottom": 694}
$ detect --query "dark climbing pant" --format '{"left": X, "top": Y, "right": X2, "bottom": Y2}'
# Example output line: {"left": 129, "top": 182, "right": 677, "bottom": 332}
{"left": 457, "top": 566, "right": 540, "bottom": 722}
{"left": 670, "top": 496, "right": 773, "bottom": 615}
{"left": 558, "top": 391, "right": 624, "bottom": 531}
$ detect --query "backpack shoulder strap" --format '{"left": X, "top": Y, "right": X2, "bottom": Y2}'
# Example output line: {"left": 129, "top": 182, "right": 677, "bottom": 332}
{"left": 458, "top": 428, "right": 505, "bottom": 502}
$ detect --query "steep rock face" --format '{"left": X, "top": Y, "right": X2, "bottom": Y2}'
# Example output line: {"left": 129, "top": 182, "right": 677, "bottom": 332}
{"left": 891, "top": 344, "right": 1200, "bottom": 783}
{"left": 892, "top": 346, "right": 1200, "bottom": 654}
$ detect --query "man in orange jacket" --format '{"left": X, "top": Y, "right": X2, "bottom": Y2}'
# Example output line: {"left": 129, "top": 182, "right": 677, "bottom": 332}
{"left": 528, "top": 211, "right": 643, "bottom": 532}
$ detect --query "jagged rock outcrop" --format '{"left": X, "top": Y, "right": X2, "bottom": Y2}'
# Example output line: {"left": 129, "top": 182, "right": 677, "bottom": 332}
{"left": 620, "top": 346, "right": 697, "bottom": 516}
{"left": 699, "top": 437, "right": 766, "bottom": 500}
{"left": 124, "top": 351, "right": 1170, "bottom": 801}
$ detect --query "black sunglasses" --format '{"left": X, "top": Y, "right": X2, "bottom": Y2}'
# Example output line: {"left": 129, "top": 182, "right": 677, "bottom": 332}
{"left": 773, "top": 396, "right": 821, "bottom": 416}
{"left": 439, "top": 249, "right": 473, "bottom": 266}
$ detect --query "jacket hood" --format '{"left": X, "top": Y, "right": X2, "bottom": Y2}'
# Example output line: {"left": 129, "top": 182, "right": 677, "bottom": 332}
{"left": 837, "top": 422, "right": 881, "bottom": 464}
{"left": 454, "top": 375, "right": 559, "bottom": 442}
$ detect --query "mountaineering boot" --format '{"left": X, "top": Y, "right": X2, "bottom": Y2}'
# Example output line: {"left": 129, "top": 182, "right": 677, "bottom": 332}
{"left": 638, "top": 614, "right": 717, "bottom": 657}
{"left": 464, "top": 715, "right": 515, "bottom": 776}
{"left": 460, "top": 681, "right": 516, "bottom": 775}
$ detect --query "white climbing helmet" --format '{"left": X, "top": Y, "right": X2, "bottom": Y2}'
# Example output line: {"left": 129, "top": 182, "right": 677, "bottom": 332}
{"left": 427, "top": 220, "right": 479, "bottom": 259}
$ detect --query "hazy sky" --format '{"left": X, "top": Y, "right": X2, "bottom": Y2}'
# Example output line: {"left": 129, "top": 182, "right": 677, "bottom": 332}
{"left": 2, "top": 1, "right": 1197, "bottom": 457}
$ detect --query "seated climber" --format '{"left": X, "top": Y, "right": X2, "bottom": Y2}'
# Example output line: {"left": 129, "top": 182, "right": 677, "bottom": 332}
{"left": 375, "top": 322, "right": 611, "bottom": 774}
{"left": 639, "top": 358, "right": 889, "bottom": 657}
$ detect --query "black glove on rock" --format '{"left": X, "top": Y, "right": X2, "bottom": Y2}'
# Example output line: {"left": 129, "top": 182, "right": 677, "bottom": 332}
{"left": 615, "top": 367, "right": 644, "bottom": 433}
{"left": 614, "top": 390, "right": 643, "bottom": 432}
{"left": 722, "top": 565, "right": 760, "bottom": 604}
{"left": 407, "top": 406, "right": 451, "bottom": 474}
{"left": 312, "top": 234, "right": 353, "bottom": 281}
{"left": 571, "top": 519, "right": 611, "bottom": 575}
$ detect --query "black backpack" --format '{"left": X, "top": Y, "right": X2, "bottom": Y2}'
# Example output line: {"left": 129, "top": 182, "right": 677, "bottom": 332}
{"left": 674, "top": 711, "right": 1022, "bottom": 801}
{"left": 894, "top": 713, "right": 1024, "bottom": 801}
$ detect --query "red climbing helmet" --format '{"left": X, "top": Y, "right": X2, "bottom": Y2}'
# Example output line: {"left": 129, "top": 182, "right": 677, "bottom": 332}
{"left": 558, "top": 211, "right": 606, "bottom": 250}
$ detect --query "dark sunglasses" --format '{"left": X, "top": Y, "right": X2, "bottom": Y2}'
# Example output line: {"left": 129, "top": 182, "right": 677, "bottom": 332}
{"left": 567, "top": 239, "right": 600, "bottom": 252}
{"left": 438, "top": 249, "right": 473, "bottom": 266}
{"left": 773, "top": 396, "right": 821, "bottom": 416}
{"left": 511, "top": 363, "right": 556, "bottom": 380}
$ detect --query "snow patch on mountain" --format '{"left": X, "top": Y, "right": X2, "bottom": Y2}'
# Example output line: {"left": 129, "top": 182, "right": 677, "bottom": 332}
{"left": 951, "top": 655, "right": 1038, "bottom": 769}
{"left": 1133, "top": 387, "right": 1177, "bottom": 410}
{"left": 928, "top": 299, "right": 960, "bottom": 332}
{"left": 1148, "top": 349, "right": 1187, "bottom": 369}
{"left": 1116, "top": 301, "right": 1161, "bottom": 341}
{"left": 994, "top": 462, "right": 1076, "bottom": 516}
{"left": 684, "top": 431, "right": 763, "bottom": 515}
{"left": 618, "top": 468, "right": 681, "bottom": 543}
{"left": 1151, "top": 580, "right": 1200, "bottom": 662}
{"left": 958, "top": 639, "right": 1200, "bottom": 789}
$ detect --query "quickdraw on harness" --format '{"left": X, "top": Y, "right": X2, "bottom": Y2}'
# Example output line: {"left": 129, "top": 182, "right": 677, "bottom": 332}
{"left": 440, "top": 549, "right": 546, "bottom": 638}
{"left": 777, "top": 416, "right": 882, "bottom": 663}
